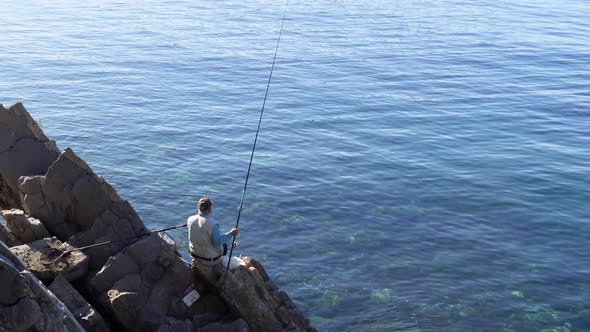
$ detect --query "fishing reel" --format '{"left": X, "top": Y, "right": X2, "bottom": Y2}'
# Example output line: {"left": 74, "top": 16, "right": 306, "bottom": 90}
{"left": 222, "top": 241, "right": 238, "bottom": 256}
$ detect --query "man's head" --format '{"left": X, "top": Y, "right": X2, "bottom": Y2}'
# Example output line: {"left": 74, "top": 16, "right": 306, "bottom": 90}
{"left": 198, "top": 197, "right": 213, "bottom": 214}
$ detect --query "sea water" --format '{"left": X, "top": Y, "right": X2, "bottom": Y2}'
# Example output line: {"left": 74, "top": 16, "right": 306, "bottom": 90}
{"left": 1, "top": 0, "right": 589, "bottom": 330}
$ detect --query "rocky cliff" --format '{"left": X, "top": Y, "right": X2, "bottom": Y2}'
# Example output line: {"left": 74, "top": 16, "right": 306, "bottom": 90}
{"left": 0, "top": 103, "right": 315, "bottom": 332}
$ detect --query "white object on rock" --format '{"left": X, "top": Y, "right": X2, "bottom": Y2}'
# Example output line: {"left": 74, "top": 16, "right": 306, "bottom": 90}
{"left": 221, "top": 256, "right": 246, "bottom": 271}
{"left": 182, "top": 286, "right": 200, "bottom": 307}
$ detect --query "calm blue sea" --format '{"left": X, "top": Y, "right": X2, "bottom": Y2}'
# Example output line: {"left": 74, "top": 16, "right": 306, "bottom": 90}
{"left": 2, "top": 0, "right": 590, "bottom": 330}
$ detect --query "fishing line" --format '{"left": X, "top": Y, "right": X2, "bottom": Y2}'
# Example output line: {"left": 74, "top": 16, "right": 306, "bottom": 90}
{"left": 226, "top": 0, "right": 290, "bottom": 272}
{"left": 39, "top": 223, "right": 187, "bottom": 265}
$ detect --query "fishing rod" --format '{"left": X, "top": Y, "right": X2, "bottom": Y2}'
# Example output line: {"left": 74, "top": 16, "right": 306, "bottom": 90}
{"left": 226, "top": 0, "right": 290, "bottom": 272}
{"left": 39, "top": 223, "right": 187, "bottom": 265}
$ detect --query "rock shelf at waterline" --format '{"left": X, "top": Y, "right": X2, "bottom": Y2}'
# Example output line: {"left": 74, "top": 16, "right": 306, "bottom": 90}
{"left": 0, "top": 102, "right": 316, "bottom": 332}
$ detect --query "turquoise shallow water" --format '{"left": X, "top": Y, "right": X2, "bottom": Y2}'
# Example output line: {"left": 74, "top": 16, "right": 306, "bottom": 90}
{"left": 2, "top": 0, "right": 590, "bottom": 330}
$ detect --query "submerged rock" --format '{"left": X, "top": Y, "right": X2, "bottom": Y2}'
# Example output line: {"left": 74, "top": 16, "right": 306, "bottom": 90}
{"left": 10, "top": 236, "right": 89, "bottom": 282}
{"left": 0, "top": 103, "right": 59, "bottom": 210}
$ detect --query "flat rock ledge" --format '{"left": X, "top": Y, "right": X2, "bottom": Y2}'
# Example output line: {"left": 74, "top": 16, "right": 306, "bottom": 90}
{"left": 10, "top": 236, "right": 89, "bottom": 283}
{"left": 0, "top": 103, "right": 315, "bottom": 331}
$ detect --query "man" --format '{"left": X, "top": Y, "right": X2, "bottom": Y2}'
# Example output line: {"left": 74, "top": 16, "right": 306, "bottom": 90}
{"left": 188, "top": 197, "right": 238, "bottom": 266}
{"left": 187, "top": 198, "right": 294, "bottom": 331}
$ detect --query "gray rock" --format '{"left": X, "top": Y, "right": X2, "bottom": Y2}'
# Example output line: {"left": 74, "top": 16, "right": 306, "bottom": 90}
{"left": 10, "top": 237, "right": 89, "bottom": 282}
{"left": 193, "top": 294, "right": 228, "bottom": 322}
{"left": 89, "top": 234, "right": 195, "bottom": 330}
{"left": 0, "top": 241, "right": 84, "bottom": 332}
{"left": 0, "top": 295, "right": 42, "bottom": 331}
{"left": 157, "top": 317, "right": 192, "bottom": 332}
{"left": 18, "top": 147, "right": 148, "bottom": 270}
{"left": 192, "top": 313, "right": 213, "bottom": 328}
{"left": 49, "top": 276, "right": 109, "bottom": 332}
{"left": 220, "top": 319, "right": 250, "bottom": 332}
{"left": 1, "top": 209, "right": 49, "bottom": 244}
{"left": 90, "top": 254, "right": 140, "bottom": 294}
{"left": 0, "top": 254, "right": 29, "bottom": 306}
{"left": 198, "top": 319, "right": 250, "bottom": 332}
{"left": 0, "top": 221, "right": 21, "bottom": 247}
{"left": 0, "top": 256, "right": 43, "bottom": 331}
{"left": 192, "top": 256, "right": 316, "bottom": 332}
{"left": 0, "top": 103, "right": 59, "bottom": 210}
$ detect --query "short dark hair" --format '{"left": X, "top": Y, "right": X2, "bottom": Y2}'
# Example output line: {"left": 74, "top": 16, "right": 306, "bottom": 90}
{"left": 198, "top": 197, "right": 213, "bottom": 212}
